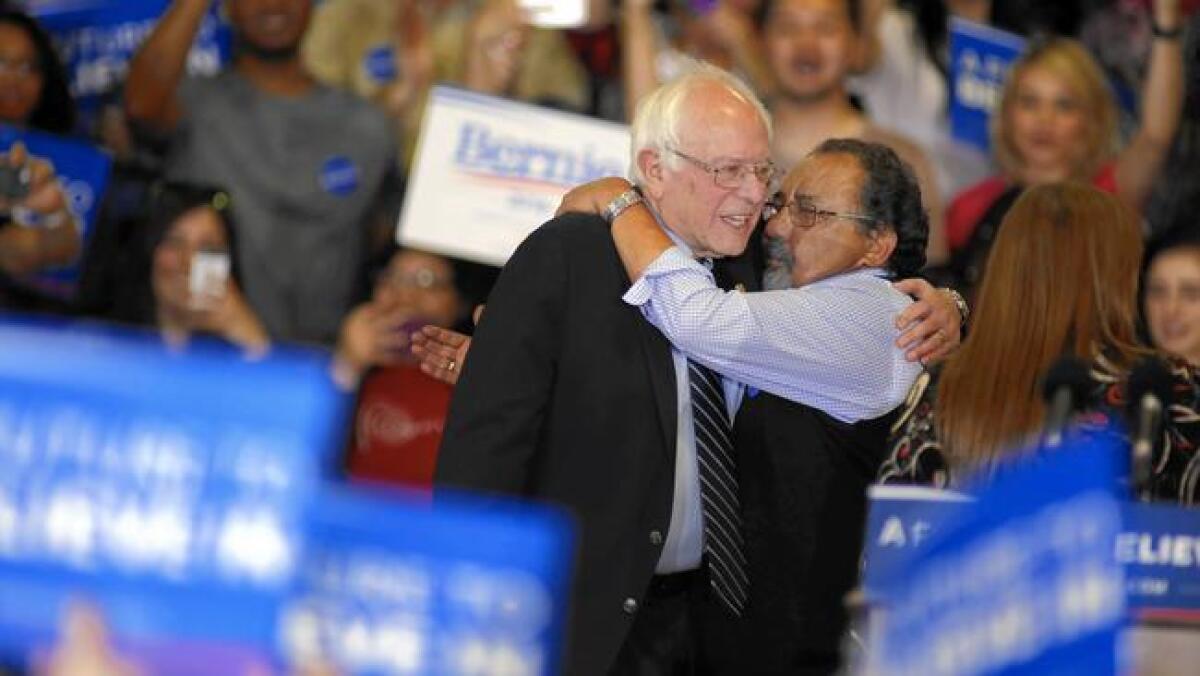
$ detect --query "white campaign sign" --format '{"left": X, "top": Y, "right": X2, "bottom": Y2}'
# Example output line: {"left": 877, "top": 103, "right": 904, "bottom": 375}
{"left": 398, "top": 86, "right": 631, "bottom": 266}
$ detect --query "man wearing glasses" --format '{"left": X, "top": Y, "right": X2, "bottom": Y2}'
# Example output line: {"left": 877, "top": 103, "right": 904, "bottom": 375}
{"left": 436, "top": 64, "right": 780, "bottom": 675}
{"left": 435, "top": 62, "right": 957, "bottom": 673}
{"left": 556, "top": 137, "right": 934, "bottom": 673}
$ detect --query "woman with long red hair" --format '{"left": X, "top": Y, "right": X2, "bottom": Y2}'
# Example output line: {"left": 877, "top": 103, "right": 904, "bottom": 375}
{"left": 881, "top": 182, "right": 1200, "bottom": 504}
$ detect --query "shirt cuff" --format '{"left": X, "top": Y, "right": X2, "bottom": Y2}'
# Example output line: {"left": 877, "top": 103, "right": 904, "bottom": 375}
{"left": 621, "top": 247, "right": 708, "bottom": 307}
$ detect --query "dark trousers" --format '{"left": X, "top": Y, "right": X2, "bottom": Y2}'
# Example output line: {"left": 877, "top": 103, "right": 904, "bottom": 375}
{"left": 608, "top": 568, "right": 842, "bottom": 676}
{"left": 609, "top": 570, "right": 710, "bottom": 676}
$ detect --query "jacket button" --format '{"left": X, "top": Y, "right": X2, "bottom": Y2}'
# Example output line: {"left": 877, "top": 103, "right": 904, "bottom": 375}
{"left": 622, "top": 598, "right": 638, "bottom": 615}
{"left": 649, "top": 530, "right": 663, "bottom": 545}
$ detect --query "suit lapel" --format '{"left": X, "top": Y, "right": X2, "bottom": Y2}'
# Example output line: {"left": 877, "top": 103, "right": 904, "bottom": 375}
{"left": 625, "top": 231, "right": 764, "bottom": 462}
{"left": 604, "top": 231, "right": 678, "bottom": 462}
{"left": 635, "top": 316, "right": 678, "bottom": 462}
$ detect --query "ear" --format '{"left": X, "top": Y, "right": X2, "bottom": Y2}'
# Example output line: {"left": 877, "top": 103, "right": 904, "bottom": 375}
{"left": 860, "top": 225, "right": 897, "bottom": 268}
{"left": 637, "top": 148, "right": 667, "bottom": 202}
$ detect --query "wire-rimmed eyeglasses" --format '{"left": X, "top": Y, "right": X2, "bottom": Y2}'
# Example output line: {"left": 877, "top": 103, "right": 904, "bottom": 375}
{"left": 762, "top": 192, "right": 878, "bottom": 229}
{"left": 667, "top": 147, "right": 777, "bottom": 189}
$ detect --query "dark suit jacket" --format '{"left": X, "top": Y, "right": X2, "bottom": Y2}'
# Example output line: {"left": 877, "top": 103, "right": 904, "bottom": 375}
{"left": 729, "top": 395, "right": 897, "bottom": 675}
{"left": 437, "top": 213, "right": 708, "bottom": 675}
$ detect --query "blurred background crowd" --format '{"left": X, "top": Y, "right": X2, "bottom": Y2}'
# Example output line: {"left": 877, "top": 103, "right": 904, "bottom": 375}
{"left": 1, "top": 0, "right": 1199, "bottom": 493}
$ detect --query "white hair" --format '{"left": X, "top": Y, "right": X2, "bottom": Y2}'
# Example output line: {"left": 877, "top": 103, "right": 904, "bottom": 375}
{"left": 628, "top": 60, "right": 773, "bottom": 185}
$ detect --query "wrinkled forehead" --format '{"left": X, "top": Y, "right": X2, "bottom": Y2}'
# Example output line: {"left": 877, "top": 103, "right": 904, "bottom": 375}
{"left": 677, "top": 83, "right": 771, "bottom": 159}
{"left": 784, "top": 152, "right": 864, "bottom": 205}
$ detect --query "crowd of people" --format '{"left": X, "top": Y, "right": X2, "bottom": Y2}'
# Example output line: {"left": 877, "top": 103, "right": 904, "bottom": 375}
{"left": 1, "top": 0, "right": 1200, "bottom": 673}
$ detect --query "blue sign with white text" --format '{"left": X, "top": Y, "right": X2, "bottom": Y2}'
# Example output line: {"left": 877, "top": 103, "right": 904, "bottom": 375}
{"left": 867, "top": 437, "right": 1126, "bottom": 676}
{"left": 0, "top": 318, "right": 347, "bottom": 671}
{"left": 280, "top": 486, "right": 575, "bottom": 675}
{"left": 0, "top": 318, "right": 577, "bottom": 674}
{"left": 1116, "top": 502, "right": 1200, "bottom": 622}
{"left": 1, "top": 124, "right": 112, "bottom": 297}
{"left": 28, "top": 0, "right": 231, "bottom": 115}
{"left": 949, "top": 18, "right": 1026, "bottom": 153}
{"left": 864, "top": 492, "right": 1200, "bottom": 623}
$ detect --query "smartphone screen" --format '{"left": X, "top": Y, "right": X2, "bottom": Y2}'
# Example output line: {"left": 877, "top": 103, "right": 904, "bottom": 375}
{"left": 517, "top": 0, "right": 589, "bottom": 28}
{"left": 189, "top": 250, "right": 230, "bottom": 309}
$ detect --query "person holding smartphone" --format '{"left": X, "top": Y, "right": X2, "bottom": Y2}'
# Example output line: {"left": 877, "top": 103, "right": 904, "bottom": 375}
{"left": 109, "top": 182, "right": 269, "bottom": 353}
{"left": 0, "top": 142, "right": 83, "bottom": 310}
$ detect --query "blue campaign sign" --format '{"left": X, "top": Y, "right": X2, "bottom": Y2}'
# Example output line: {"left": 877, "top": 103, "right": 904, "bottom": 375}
{"left": 0, "top": 124, "right": 111, "bottom": 297}
{"left": 866, "top": 436, "right": 1127, "bottom": 676}
{"left": 280, "top": 486, "right": 575, "bottom": 675}
{"left": 1118, "top": 502, "right": 1200, "bottom": 622}
{"left": 949, "top": 18, "right": 1026, "bottom": 153}
{"left": 864, "top": 494, "right": 1200, "bottom": 624}
{"left": 28, "top": 0, "right": 231, "bottom": 113}
{"left": 0, "top": 317, "right": 348, "bottom": 671}
{"left": 860, "top": 484, "right": 972, "bottom": 603}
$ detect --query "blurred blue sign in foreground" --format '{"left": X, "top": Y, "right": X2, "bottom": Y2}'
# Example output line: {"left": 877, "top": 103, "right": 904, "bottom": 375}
{"left": 866, "top": 437, "right": 1126, "bottom": 676}
{"left": 0, "top": 317, "right": 346, "bottom": 669}
{"left": 1, "top": 124, "right": 112, "bottom": 298}
{"left": 864, "top": 496, "right": 1200, "bottom": 624}
{"left": 282, "top": 486, "right": 575, "bottom": 675}
{"left": 0, "top": 318, "right": 575, "bottom": 674}
{"left": 948, "top": 18, "right": 1026, "bottom": 153}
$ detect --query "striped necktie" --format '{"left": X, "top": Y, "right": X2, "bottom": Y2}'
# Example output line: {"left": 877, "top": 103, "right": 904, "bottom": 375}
{"left": 688, "top": 358, "right": 749, "bottom": 615}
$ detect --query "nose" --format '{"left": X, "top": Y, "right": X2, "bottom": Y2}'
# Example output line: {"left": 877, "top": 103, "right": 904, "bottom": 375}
{"left": 1163, "top": 291, "right": 1182, "bottom": 319}
{"left": 765, "top": 207, "right": 791, "bottom": 239}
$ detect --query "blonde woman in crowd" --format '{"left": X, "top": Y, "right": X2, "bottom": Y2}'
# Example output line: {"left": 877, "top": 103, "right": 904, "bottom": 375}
{"left": 945, "top": 0, "right": 1184, "bottom": 295}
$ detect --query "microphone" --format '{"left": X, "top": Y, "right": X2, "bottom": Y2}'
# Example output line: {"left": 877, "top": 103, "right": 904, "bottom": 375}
{"left": 1040, "top": 357, "right": 1094, "bottom": 450}
{"left": 1126, "top": 358, "right": 1174, "bottom": 500}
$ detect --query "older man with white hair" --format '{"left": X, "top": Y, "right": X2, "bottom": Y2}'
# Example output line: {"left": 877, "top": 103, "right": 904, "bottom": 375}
{"left": 436, "top": 63, "right": 774, "bottom": 674}
{"left": 433, "top": 62, "right": 962, "bottom": 673}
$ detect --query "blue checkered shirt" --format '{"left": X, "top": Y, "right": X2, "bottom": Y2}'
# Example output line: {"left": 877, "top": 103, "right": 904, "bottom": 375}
{"left": 623, "top": 247, "right": 922, "bottom": 423}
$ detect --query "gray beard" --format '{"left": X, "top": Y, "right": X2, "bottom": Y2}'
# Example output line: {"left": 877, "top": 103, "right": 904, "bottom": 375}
{"left": 763, "top": 237, "right": 794, "bottom": 291}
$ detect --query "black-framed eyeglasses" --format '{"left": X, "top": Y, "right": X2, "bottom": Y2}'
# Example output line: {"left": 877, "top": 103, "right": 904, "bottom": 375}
{"left": 763, "top": 191, "right": 877, "bottom": 229}
{"left": 667, "top": 147, "right": 776, "bottom": 189}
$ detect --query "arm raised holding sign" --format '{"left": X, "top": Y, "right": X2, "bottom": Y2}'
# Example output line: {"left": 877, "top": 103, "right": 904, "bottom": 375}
{"left": 127, "top": 0, "right": 317, "bottom": 132}
{"left": 125, "top": 0, "right": 211, "bottom": 131}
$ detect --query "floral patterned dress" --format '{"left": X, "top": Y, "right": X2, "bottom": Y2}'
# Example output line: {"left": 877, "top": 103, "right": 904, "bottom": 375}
{"left": 878, "top": 355, "right": 1200, "bottom": 505}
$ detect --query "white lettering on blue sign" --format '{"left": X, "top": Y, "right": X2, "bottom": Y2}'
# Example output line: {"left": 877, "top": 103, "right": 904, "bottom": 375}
{"left": 446, "top": 565, "right": 553, "bottom": 637}
{"left": 1115, "top": 532, "right": 1200, "bottom": 568}
{"left": 880, "top": 491, "right": 1124, "bottom": 676}
{"left": 878, "top": 516, "right": 933, "bottom": 548}
{"left": 449, "top": 636, "right": 542, "bottom": 676}
{"left": 953, "top": 48, "right": 1012, "bottom": 114}
{"left": 215, "top": 508, "right": 293, "bottom": 584}
{"left": 53, "top": 16, "right": 225, "bottom": 100}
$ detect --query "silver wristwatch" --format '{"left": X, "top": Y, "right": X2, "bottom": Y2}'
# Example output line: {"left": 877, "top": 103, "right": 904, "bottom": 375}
{"left": 944, "top": 287, "right": 970, "bottom": 328}
{"left": 603, "top": 187, "right": 643, "bottom": 224}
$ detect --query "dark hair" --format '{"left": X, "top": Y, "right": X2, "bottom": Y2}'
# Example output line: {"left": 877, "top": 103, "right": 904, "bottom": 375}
{"left": 0, "top": 10, "right": 76, "bottom": 134}
{"left": 812, "top": 137, "right": 928, "bottom": 278}
{"left": 762, "top": 0, "right": 862, "bottom": 33}
{"left": 112, "top": 181, "right": 240, "bottom": 325}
